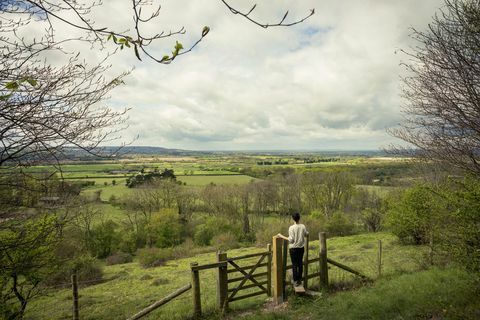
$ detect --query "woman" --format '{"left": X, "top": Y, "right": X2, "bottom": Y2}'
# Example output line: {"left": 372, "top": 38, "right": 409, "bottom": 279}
{"left": 277, "top": 212, "right": 308, "bottom": 287}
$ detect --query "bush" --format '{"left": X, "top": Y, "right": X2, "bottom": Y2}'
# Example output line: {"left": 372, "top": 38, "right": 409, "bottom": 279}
{"left": 90, "top": 220, "right": 120, "bottom": 258}
{"left": 255, "top": 220, "right": 291, "bottom": 246}
{"left": 46, "top": 255, "right": 103, "bottom": 286}
{"left": 147, "top": 208, "right": 185, "bottom": 248}
{"left": 386, "top": 185, "right": 439, "bottom": 245}
{"left": 193, "top": 216, "right": 241, "bottom": 246}
{"left": 303, "top": 214, "right": 327, "bottom": 238}
{"left": 325, "top": 212, "right": 355, "bottom": 237}
{"left": 211, "top": 233, "right": 240, "bottom": 251}
{"left": 137, "top": 247, "right": 173, "bottom": 268}
{"left": 193, "top": 223, "right": 214, "bottom": 246}
{"left": 105, "top": 252, "right": 133, "bottom": 265}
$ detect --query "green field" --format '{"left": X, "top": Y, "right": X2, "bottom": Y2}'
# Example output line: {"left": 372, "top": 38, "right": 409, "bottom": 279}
{"left": 178, "top": 175, "right": 257, "bottom": 186}
{"left": 26, "top": 232, "right": 431, "bottom": 320}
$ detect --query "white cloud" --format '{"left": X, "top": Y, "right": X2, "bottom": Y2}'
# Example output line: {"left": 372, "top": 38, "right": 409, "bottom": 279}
{"left": 19, "top": 0, "right": 446, "bottom": 150}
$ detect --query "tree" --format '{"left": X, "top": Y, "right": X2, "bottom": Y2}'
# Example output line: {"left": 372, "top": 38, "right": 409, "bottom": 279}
{"left": 391, "top": 0, "right": 480, "bottom": 175}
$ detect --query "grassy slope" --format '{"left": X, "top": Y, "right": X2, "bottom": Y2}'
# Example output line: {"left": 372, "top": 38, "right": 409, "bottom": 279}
{"left": 242, "top": 268, "right": 480, "bottom": 320}
{"left": 26, "top": 233, "right": 434, "bottom": 320}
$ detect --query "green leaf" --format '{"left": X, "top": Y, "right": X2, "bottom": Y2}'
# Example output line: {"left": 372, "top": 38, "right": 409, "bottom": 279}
{"left": 112, "top": 35, "right": 118, "bottom": 43}
{"left": 134, "top": 44, "right": 142, "bottom": 61}
{"left": 26, "top": 78, "right": 37, "bottom": 86}
{"left": 161, "top": 55, "right": 170, "bottom": 62}
{"left": 0, "top": 93, "right": 12, "bottom": 101}
{"left": 125, "top": 41, "right": 131, "bottom": 48}
{"left": 202, "top": 26, "right": 210, "bottom": 37}
{"left": 118, "top": 38, "right": 126, "bottom": 44}
{"left": 107, "top": 33, "right": 112, "bottom": 41}
{"left": 172, "top": 41, "right": 183, "bottom": 57}
{"left": 5, "top": 81, "right": 19, "bottom": 90}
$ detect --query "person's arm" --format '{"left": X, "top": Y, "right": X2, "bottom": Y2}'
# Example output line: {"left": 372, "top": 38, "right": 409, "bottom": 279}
{"left": 276, "top": 233, "right": 289, "bottom": 241}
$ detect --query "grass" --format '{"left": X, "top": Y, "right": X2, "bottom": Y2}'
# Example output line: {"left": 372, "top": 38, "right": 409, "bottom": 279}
{"left": 26, "top": 232, "right": 436, "bottom": 320}
{"left": 242, "top": 267, "right": 480, "bottom": 320}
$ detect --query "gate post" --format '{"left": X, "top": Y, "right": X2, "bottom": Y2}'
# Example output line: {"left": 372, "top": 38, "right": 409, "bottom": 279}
{"left": 216, "top": 252, "right": 228, "bottom": 312}
{"left": 303, "top": 234, "right": 309, "bottom": 290}
{"left": 190, "top": 262, "right": 201, "bottom": 318}
{"left": 272, "top": 236, "right": 284, "bottom": 304}
{"left": 266, "top": 244, "right": 272, "bottom": 296}
{"left": 319, "top": 232, "right": 329, "bottom": 290}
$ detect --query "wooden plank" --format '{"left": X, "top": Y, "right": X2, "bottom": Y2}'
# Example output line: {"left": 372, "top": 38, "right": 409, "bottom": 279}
{"left": 308, "top": 257, "right": 320, "bottom": 264}
{"left": 227, "top": 262, "right": 268, "bottom": 274}
{"left": 227, "top": 280, "right": 269, "bottom": 293}
{"left": 228, "top": 290, "right": 266, "bottom": 302}
{"left": 307, "top": 272, "right": 321, "bottom": 280}
{"left": 216, "top": 252, "right": 228, "bottom": 312}
{"left": 294, "top": 286, "right": 306, "bottom": 294}
{"left": 228, "top": 251, "right": 269, "bottom": 261}
{"left": 190, "top": 261, "right": 227, "bottom": 271}
{"left": 227, "top": 272, "right": 268, "bottom": 284}
{"left": 327, "top": 258, "right": 370, "bottom": 280}
{"left": 127, "top": 284, "right": 192, "bottom": 320}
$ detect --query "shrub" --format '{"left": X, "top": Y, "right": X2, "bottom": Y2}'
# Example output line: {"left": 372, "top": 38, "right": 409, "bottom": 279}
{"left": 147, "top": 208, "right": 185, "bottom": 248}
{"left": 255, "top": 220, "right": 291, "bottom": 246}
{"left": 137, "top": 247, "right": 173, "bottom": 268}
{"left": 46, "top": 255, "right": 103, "bottom": 286}
{"left": 193, "top": 216, "right": 241, "bottom": 246}
{"left": 211, "top": 233, "right": 240, "bottom": 251}
{"left": 105, "top": 252, "right": 133, "bottom": 265}
{"left": 303, "top": 214, "right": 327, "bottom": 238}
{"left": 90, "top": 220, "right": 120, "bottom": 258}
{"left": 386, "top": 185, "right": 439, "bottom": 245}
{"left": 325, "top": 212, "right": 355, "bottom": 237}
{"left": 193, "top": 223, "right": 214, "bottom": 246}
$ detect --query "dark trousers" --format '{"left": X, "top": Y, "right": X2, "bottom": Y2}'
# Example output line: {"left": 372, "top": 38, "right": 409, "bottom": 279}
{"left": 289, "top": 247, "right": 304, "bottom": 283}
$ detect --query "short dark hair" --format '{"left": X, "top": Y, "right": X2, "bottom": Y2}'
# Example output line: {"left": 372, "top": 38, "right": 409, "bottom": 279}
{"left": 292, "top": 212, "right": 300, "bottom": 222}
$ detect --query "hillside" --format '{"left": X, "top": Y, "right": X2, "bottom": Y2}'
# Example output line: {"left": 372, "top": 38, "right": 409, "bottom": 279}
{"left": 24, "top": 232, "right": 473, "bottom": 320}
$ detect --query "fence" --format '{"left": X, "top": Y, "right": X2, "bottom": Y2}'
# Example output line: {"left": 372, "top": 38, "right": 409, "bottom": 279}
{"left": 68, "top": 232, "right": 379, "bottom": 319}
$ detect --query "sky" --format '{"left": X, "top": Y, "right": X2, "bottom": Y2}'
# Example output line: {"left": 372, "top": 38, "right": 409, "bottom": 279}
{"left": 30, "top": 0, "right": 445, "bottom": 151}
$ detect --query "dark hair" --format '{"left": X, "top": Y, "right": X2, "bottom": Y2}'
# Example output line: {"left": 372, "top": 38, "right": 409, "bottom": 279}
{"left": 292, "top": 213, "right": 300, "bottom": 223}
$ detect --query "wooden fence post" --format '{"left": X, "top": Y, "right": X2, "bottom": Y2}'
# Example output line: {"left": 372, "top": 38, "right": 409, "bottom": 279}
{"left": 266, "top": 244, "right": 272, "bottom": 297}
{"left": 319, "top": 232, "right": 329, "bottom": 290}
{"left": 216, "top": 252, "right": 228, "bottom": 312}
{"left": 282, "top": 239, "right": 288, "bottom": 298}
{"left": 377, "top": 240, "right": 382, "bottom": 278}
{"left": 71, "top": 270, "right": 79, "bottom": 320}
{"left": 190, "top": 262, "right": 201, "bottom": 318}
{"left": 303, "top": 234, "right": 309, "bottom": 290}
{"left": 272, "top": 236, "right": 284, "bottom": 304}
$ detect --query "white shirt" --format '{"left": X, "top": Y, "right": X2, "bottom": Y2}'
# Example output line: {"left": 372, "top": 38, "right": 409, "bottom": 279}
{"left": 288, "top": 223, "right": 308, "bottom": 248}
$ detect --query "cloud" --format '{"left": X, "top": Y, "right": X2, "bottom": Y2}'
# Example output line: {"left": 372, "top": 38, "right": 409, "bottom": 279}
{"left": 17, "top": 0, "right": 445, "bottom": 150}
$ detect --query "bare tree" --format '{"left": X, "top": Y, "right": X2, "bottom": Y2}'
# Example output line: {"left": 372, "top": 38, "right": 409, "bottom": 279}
{"left": 390, "top": 0, "right": 480, "bottom": 175}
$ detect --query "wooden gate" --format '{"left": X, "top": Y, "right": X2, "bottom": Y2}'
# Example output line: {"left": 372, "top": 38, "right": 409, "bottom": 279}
{"left": 226, "top": 250, "right": 271, "bottom": 303}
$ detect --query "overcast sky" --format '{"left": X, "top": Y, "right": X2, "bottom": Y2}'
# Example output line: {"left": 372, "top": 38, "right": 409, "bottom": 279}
{"left": 50, "top": 0, "right": 445, "bottom": 151}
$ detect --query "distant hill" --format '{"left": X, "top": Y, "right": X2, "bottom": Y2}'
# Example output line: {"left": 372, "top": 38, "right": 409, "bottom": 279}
{"left": 60, "top": 146, "right": 388, "bottom": 160}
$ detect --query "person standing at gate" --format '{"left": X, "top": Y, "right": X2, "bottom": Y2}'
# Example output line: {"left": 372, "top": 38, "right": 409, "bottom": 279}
{"left": 277, "top": 212, "right": 308, "bottom": 287}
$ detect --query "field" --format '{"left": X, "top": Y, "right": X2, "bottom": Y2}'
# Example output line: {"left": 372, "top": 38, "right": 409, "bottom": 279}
{"left": 26, "top": 232, "right": 434, "bottom": 320}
